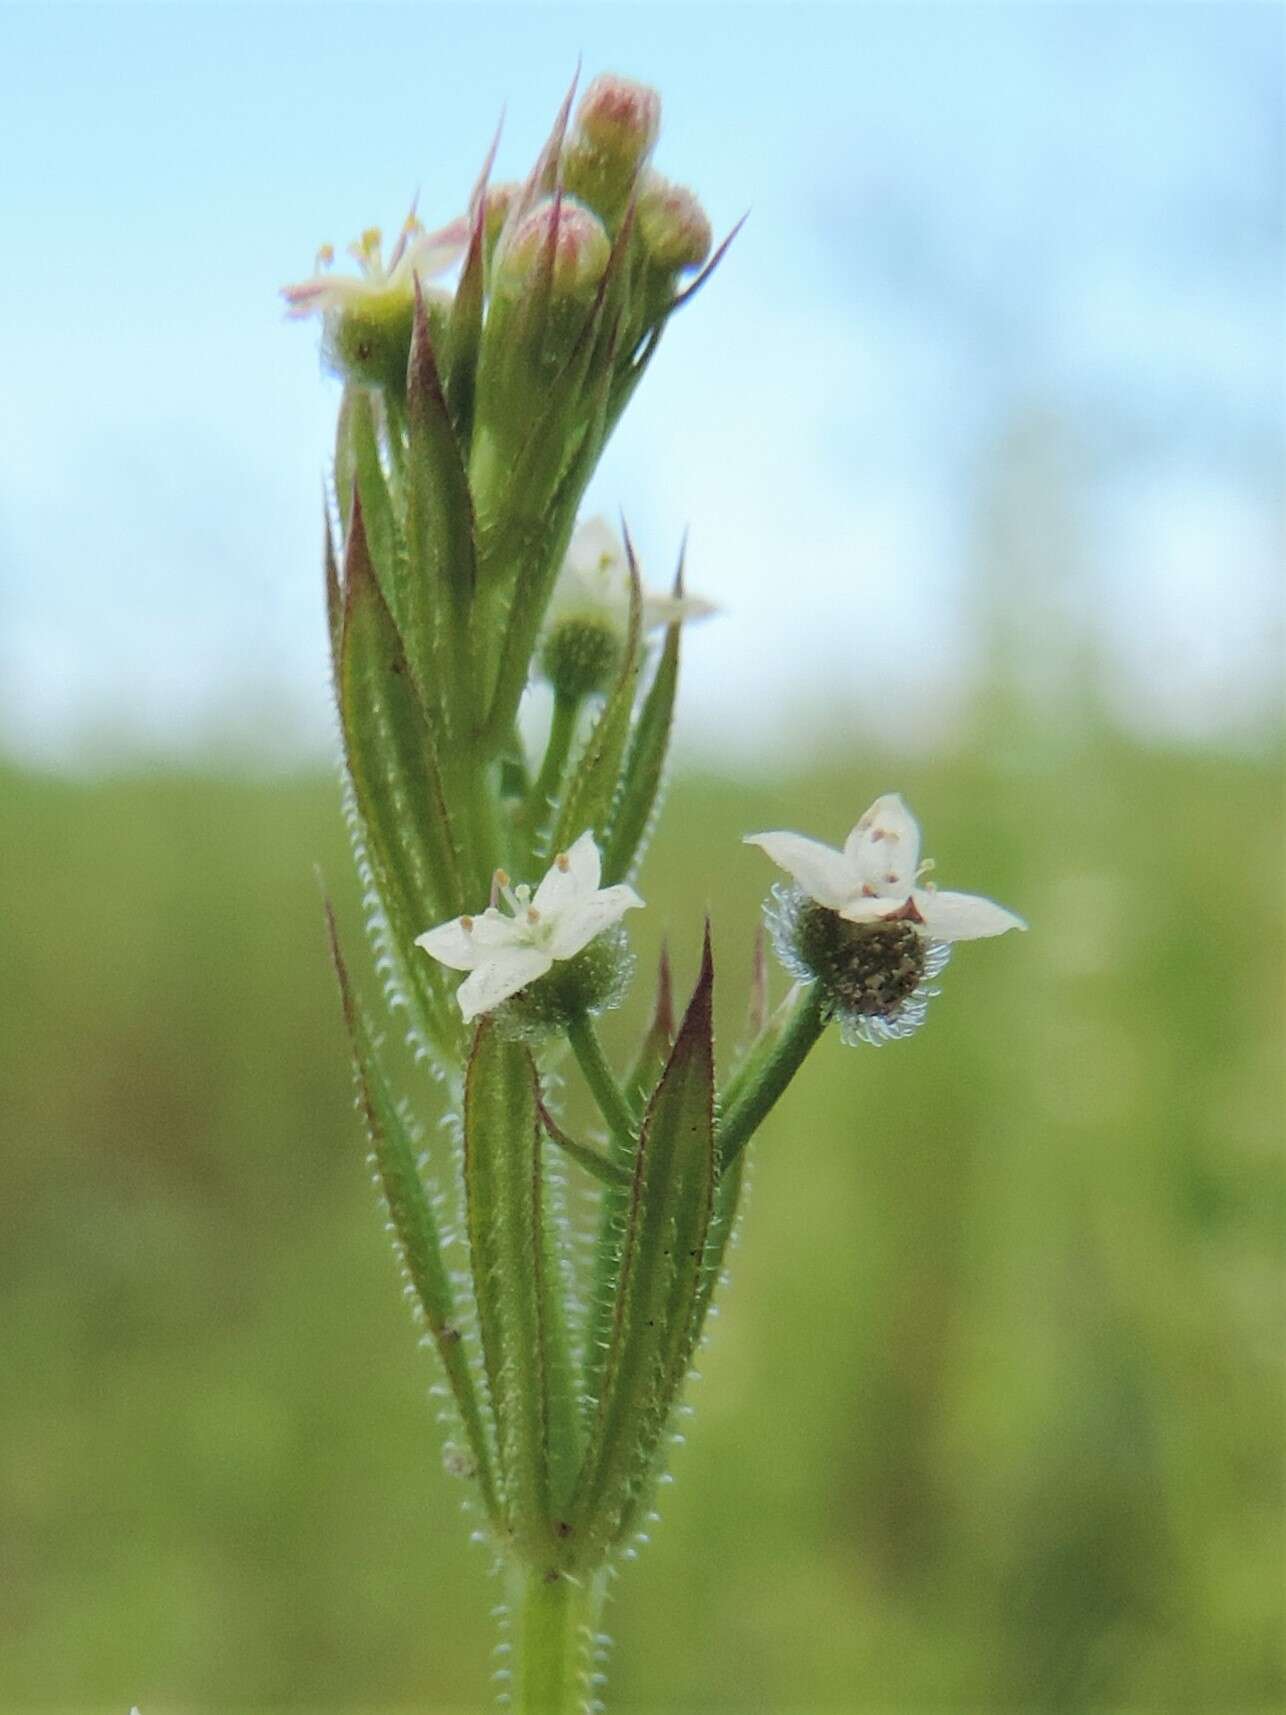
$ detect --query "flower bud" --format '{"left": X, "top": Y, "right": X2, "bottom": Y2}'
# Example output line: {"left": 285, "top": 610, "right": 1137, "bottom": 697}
{"left": 764, "top": 883, "right": 950, "bottom": 1046}
{"left": 493, "top": 923, "right": 636, "bottom": 1040}
{"left": 637, "top": 172, "right": 712, "bottom": 272}
{"left": 563, "top": 74, "right": 662, "bottom": 227}
{"left": 576, "top": 73, "right": 661, "bottom": 170}
{"left": 540, "top": 616, "right": 623, "bottom": 700}
{"left": 492, "top": 196, "right": 611, "bottom": 300}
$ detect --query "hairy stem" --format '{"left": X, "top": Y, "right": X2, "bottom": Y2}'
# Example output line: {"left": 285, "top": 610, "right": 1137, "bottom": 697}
{"left": 566, "top": 1011, "right": 637, "bottom": 1153}
{"left": 718, "top": 982, "right": 829, "bottom": 1170}
{"left": 506, "top": 1565, "right": 608, "bottom": 1715}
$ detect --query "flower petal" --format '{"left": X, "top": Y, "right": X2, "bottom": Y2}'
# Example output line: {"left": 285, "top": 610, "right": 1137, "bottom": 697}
{"left": 415, "top": 916, "right": 484, "bottom": 971}
{"left": 532, "top": 829, "right": 602, "bottom": 915}
{"left": 546, "top": 883, "right": 643, "bottom": 960}
{"left": 743, "top": 831, "right": 858, "bottom": 910}
{"left": 280, "top": 275, "right": 354, "bottom": 319}
{"left": 456, "top": 946, "right": 554, "bottom": 1021}
{"left": 391, "top": 215, "right": 471, "bottom": 285}
{"left": 836, "top": 893, "right": 916, "bottom": 925}
{"left": 641, "top": 591, "right": 719, "bottom": 631}
{"left": 913, "top": 888, "right": 1027, "bottom": 942}
{"left": 566, "top": 515, "right": 623, "bottom": 578}
{"left": 843, "top": 794, "right": 922, "bottom": 895}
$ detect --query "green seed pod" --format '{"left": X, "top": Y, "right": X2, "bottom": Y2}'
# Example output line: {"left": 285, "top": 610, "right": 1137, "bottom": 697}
{"left": 494, "top": 924, "right": 636, "bottom": 1040}
{"left": 765, "top": 884, "right": 950, "bottom": 1046}
{"left": 324, "top": 287, "right": 451, "bottom": 396}
{"left": 540, "top": 616, "right": 624, "bottom": 700}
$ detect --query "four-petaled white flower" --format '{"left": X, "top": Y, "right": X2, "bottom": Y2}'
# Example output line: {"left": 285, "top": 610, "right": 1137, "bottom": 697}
{"left": 745, "top": 793, "right": 1026, "bottom": 942}
{"left": 546, "top": 516, "right": 717, "bottom": 637}
{"left": 281, "top": 213, "right": 469, "bottom": 320}
{"left": 416, "top": 832, "right": 643, "bottom": 1023}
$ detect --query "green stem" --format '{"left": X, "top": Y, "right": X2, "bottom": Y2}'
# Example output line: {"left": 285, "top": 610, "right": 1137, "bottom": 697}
{"left": 506, "top": 1564, "right": 608, "bottom": 1715}
{"left": 520, "top": 692, "right": 582, "bottom": 860}
{"left": 717, "top": 983, "right": 829, "bottom": 1171}
{"left": 539, "top": 1100, "right": 631, "bottom": 1188}
{"left": 566, "top": 1012, "right": 637, "bottom": 1153}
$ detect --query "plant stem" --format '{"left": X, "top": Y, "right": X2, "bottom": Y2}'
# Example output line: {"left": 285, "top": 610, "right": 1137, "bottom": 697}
{"left": 718, "top": 983, "right": 828, "bottom": 1170}
{"left": 520, "top": 692, "right": 582, "bottom": 860}
{"left": 566, "top": 1011, "right": 637, "bottom": 1153}
{"left": 506, "top": 1565, "right": 608, "bottom": 1715}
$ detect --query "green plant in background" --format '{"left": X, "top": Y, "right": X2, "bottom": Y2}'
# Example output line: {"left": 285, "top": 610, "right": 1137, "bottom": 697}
{"left": 285, "top": 72, "right": 1024, "bottom": 1714}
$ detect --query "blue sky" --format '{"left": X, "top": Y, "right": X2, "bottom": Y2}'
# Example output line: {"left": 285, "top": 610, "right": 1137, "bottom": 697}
{"left": 2, "top": 2, "right": 1281, "bottom": 767}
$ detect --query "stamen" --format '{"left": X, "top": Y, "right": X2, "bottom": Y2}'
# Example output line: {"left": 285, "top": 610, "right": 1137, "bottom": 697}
{"left": 556, "top": 852, "right": 571, "bottom": 872}
{"left": 461, "top": 915, "right": 474, "bottom": 932}
{"left": 526, "top": 907, "right": 541, "bottom": 924}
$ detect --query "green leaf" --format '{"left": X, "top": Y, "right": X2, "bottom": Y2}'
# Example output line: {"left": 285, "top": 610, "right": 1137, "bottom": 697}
{"left": 403, "top": 285, "right": 481, "bottom": 743}
{"left": 324, "top": 903, "right": 499, "bottom": 1526}
{"left": 445, "top": 197, "right": 486, "bottom": 447}
{"left": 464, "top": 1021, "right": 580, "bottom": 1556}
{"left": 341, "top": 386, "right": 403, "bottom": 624}
{"left": 537, "top": 1096, "right": 631, "bottom": 1190}
{"left": 567, "top": 925, "right": 717, "bottom": 1561}
{"left": 339, "top": 495, "right": 465, "bottom": 1051}
{"left": 323, "top": 502, "right": 342, "bottom": 688}
{"left": 549, "top": 537, "right": 642, "bottom": 858}
{"left": 601, "top": 555, "right": 684, "bottom": 883}
{"left": 582, "top": 944, "right": 676, "bottom": 1438}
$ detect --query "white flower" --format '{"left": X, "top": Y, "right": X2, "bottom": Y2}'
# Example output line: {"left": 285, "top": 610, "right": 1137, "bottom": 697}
{"left": 281, "top": 212, "right": 468, "bottom": 320}
{"left": 415, "top": 831, "right": 643, "bottom": 1023}
{"left": 745, "top": 793, "right": 1026, "bottom": 942}
{"left": 546, "top": 517, "right": 717, "bottom": 636}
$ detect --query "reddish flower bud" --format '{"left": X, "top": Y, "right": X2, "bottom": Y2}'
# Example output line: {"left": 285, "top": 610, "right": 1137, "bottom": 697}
{"left": 575, "top": 73, "right": 661, "bottom": 168}
{"left": 493, "top": 196, "right": 611, "bottom": 299}
{"left": 637, "top": 172, "right": 712, "bottom": 272}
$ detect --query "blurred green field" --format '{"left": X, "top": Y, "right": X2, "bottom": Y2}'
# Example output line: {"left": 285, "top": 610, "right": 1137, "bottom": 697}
{"left": 2, "top": 734, "right": 1282, "bottom": 1713}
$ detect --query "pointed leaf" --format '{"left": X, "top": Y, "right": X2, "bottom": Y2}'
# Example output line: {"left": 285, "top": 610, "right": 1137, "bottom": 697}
{"left": 339, "top": 497, "right": 466, "bottom": 1049}
{"left": 325, "top": 903, "right": 499, "bottom": 1523}
{"left": 583, "top": 942, "right": 676, "bottom": 1431}
{"left": 404, "top": 283, "right": 480, "bottom": 735}
{"left": 601, "top": 560, "right": 683, "bottom": 883}
{"left": 323, "top": 502, "right": 342, "bottom": 685}
{"left": 445, "top": 196, "right": 486, "bottom": 445}
{"left": 568, "top": 925, "right": 717, "bottom": 1558}
{"left": 465, "top": 1021, "right": 579, "bottom": 1552}
{"left": 340, "top": 386, "right": 404, "bottom": 623}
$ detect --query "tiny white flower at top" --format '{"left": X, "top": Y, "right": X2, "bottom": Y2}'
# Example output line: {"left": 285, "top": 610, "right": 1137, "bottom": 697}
{"left": 546, "top": 517, "right": 717, "bottom": 637}
{"left": 281, "top": 211, "right": 469, "bottom": 320}
{"left": 415, "top": 831, "right": 643, "bottom": 1022}
{"left": 744, "top": 793, "right": 1026, "bottom": 942}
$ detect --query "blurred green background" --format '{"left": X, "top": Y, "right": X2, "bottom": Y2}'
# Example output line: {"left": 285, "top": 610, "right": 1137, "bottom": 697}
{"left": 3, "top": 715, "right": 1282, "bottom": 1712}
